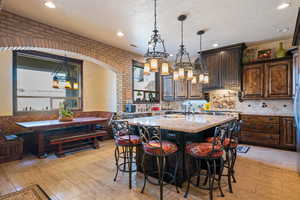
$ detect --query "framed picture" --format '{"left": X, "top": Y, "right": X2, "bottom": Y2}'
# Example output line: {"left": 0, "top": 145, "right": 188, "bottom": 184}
{"left": 257, "top": 49, "right": 272, "bottom": 60}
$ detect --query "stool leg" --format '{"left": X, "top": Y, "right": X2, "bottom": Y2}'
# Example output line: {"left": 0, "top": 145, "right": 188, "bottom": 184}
{"left": 128, "top": 146, "right": 133, "bottom": 189}
{"left": 114, "top": 146, "right": 120, "bottom": 181}
{"left": 141, "top": 153, "right": 147, "bottom": 193}
{"left": 231, "top": 148, "right": 237, "bottom": 183}
{"left": 226, "top": 150, "right": 233, "bottom": 193}
{"left": 184, "top": 154, "right": 192, "bottom": 198}
{"left": 156, "top": 156, "right": 165, "bottom": 200}
{"left": 218, "top": 157, "right": 225, "bottom": 197}
{"left": 207, "top": 160, "right": 213, "bottom": 200}
{"left": 174, "top": 153, "right": 180, "bottom": 193}
{"left": 123, "top": 146, "right": 127, "bottom": 172}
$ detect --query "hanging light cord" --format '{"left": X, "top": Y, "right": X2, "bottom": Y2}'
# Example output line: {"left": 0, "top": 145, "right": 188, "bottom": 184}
{"left": 154, "top": 0, "right": 157, "bottom": 31}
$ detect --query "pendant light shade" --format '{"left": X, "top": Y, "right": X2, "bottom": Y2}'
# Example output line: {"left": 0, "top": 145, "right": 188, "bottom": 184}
{"left": 191, "top": 76, "right": 197, "bottom": 84}
{"left": 144, "top": 0, "right": 169, "bottom": 75}
{"left": 150, "top": 58, "right": 158, "bottom": 72}
{"left": 161, "top": 62, "right": 169, "bottom": 75}
{"left": 144, "top": 63, "right": 151, "bottom": 75}
{"left": 179, "top": 68, "right": 185, "bottom": 79}
{"left": 187, "top": 69, "right": 193, "bottom": 80}
{"left": 194, "top": 30, "right": 209, "bottom": 84}
{"left": 173, "top": 14, "right": 194, "bottom": 81}
{"left": 173, "top": 71, "right": 179, "bottom": 81}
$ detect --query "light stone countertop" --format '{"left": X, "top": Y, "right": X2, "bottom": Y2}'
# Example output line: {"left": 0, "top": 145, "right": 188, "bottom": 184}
{"left": 126, "top": 114, "right": 235, "bottom": 133}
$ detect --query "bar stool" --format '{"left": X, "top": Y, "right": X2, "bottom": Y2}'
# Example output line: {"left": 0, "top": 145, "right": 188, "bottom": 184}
{"left": 138, "top": 125, "right": 180, "bottom": 200}
{"left": 184, "top": 126, "right": 225, "bottom": 200}
{"left": 222, "top": 120, "right": 241, "bottom": 192}
{"left": 111, "top": 120, "right": 141, "bottom": 189}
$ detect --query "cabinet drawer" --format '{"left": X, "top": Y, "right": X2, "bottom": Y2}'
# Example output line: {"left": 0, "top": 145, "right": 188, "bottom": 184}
{"left": 241, "top": 115, "right": 279, "bottom": 124}
{"left": 241, "top": 123, "right": 279, "bottom": 134}
{"left": 240, "top": 131, "right": 279, "bottom": 145}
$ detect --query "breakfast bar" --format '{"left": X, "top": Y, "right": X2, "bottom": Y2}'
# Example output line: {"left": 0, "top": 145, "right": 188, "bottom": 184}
{"left": 126, "top": 114, "right": 235, "bottom": 184}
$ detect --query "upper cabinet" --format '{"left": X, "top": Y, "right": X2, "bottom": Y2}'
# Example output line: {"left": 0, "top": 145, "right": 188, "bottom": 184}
{"left": 265, "top": 60, "right": 292, "bottom": 98}
{"left": 202, "top": 43, "right": 245, "bottom": 91}
{"left": 243, "top": 64, "right": 265, "bottom": 99}
{"left": 242, "top": 57, "right": 292, "bottom": 100}
{"left": 188, "top": 81, "right": 203, "bottom": 99}
{"left": 161, "top": 75, "right": 175, "bottom": 101}
{"left": 174, "top": 79, "right": 188, "bottom": 100}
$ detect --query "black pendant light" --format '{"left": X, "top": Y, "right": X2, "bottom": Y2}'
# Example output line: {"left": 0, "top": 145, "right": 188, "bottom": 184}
{"left": 144, "top": 0, "right": 169, "bottom": 76}
{"left": 173, "top": 14, "right": 194, "bottom": 81}
{"left": 194, "top": 30, "right": 209, "bottom": 84}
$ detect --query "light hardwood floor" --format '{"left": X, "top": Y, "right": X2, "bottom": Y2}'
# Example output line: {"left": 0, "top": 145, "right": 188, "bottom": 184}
{"left": 0, "top": 140, "right": 299, "bottom": 200}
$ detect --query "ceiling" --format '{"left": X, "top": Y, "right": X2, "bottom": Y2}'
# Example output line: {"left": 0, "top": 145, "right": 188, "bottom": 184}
{"left": 3, "top": 0, "right": 300, "bottom": 59}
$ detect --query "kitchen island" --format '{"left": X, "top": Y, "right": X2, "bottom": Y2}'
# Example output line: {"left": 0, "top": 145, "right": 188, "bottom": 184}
{"left": 127, "top": 114, "right": 235, "bottom": 185}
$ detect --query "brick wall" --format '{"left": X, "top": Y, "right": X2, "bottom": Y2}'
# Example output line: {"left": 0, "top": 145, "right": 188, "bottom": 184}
{"left": 0, "top": 10, "right": 143, "bottom": 110}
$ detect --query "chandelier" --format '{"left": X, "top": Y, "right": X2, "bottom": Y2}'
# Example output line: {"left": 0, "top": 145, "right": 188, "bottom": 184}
{"left": 52, "top": 56, "right": 79, "bottom": 90}
{"left": 194, "top": 30, "right": 209, "bottom": 84}
{"left": 173, "top": 14, "right": 194, "bottom": 81}
{"left": 144, "top": 0, "right": 169, "bottom": 76}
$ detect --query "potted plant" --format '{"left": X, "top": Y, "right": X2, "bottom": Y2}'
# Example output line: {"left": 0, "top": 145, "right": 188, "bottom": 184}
{"left": 59, "top": 101, "right": 74, "bottom": 122}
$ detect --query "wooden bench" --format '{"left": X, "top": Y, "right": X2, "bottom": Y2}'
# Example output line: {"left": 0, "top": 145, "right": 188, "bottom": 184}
{"left": 48, "top": 130, "right": 107, "bottom": 157}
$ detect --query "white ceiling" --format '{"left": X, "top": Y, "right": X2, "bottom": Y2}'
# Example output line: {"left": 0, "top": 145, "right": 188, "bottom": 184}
{"left": 3, "top": 0, "right": 300, "bottom": 59}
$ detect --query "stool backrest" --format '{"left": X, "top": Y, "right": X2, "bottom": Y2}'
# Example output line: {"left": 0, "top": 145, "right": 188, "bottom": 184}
{"left": 227, "top": 120, "right": 242, "bottom": 145}
{"left": 111, "top": 120, "right": 130, "bottom": 139}
{"left": 137, "top": 125, "right": 163, "bottom": 155}
{"left": 210, "top": 126, "right": 226, "bottom": 155}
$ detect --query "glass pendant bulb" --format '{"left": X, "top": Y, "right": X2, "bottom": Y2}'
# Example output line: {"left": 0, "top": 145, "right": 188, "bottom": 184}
{"left": 144, "top": 63, "right": 151, "bottom": 75}
{"left": 161, "top": 62, "right": 169, "bottom": 75}
{"left": 187, "top": 69, "right": 193, "bottom": 80}
{"left": 191, "top": 76, "right": 197, "bottom": 84}
{"left": 173, "top": 71, "right": 179, "bottom": 81}
{"left": 179, "top": 68, "right": 185, "bottom": 79}
{"left": 65, "top": 81, "right": 72, "bottom": 89}
{"left": 150, "top": 58, "right": 158, "bottom": 72}
{"left": 199, "top": 73, "right": 204, "bottom": 83}
{"left": 52, "top": 76, "right": 59, "bottom": 89}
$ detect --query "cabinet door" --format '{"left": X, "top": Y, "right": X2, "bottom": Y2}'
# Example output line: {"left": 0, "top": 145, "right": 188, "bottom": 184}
{"left": 265, "top": 60, "right": 292, "bottom": 98}
{"left": 280, "top": 117, "right": 296, "bottom": 149}
{"left": 242, "top": 64, "right": 264, "bottom": 99}
{"left": 161, "top": 75, "right": 174, "bottom": 101}
{"left": 293, "top": 52, "right": 299, "bottom": 96}
{"left": 188, "top": 82, "right": 203, "bottom": 99}
{"left": 174, "top": 79, "right": 188, "bottom": 100}
{"left": 203, "top": 53, "right": 221, "bottom": 90}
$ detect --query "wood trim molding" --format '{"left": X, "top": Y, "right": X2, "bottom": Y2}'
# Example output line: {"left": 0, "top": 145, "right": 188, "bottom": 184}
{"left": 293, "top": 8, "right": 300, "bottom": 46}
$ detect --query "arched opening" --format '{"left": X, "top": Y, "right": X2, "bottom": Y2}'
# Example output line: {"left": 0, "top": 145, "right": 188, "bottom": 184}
{"left": 0, "top": 47, "right": 119, "bottom": 115}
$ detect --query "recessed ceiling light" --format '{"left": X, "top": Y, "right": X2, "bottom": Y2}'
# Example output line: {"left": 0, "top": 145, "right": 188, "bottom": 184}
{"left": 277, "top": 2, "right": 291, "bottom": 10}
{"left": 213, "top": 43, "right": 219, "bottom": 47}
{"left": 117, "top": 31, "right": 124, "bottom": 37}
{"left": 44, "top": 1, "right": 56, "bottom": 9}
{"left": 170, "top": 54, "right": 174, "bottom": 57}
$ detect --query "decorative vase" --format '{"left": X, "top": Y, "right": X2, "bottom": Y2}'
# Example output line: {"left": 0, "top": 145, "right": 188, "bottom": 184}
{"left": 276, "top": 42, "right": 286, "bottom": 58}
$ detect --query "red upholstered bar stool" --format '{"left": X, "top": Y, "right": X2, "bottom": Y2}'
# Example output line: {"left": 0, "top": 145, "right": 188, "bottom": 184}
{"left": 138, "top": 125, "right": 180, "bottom": 200}
{"left": 111, "top": 120, "right": 141, "bottom": 189}
{"left": 184, "top": 127, "right": 225, "bottom": 200}
{"left": 222, "top": 120, "right": 241, "bottom": 193}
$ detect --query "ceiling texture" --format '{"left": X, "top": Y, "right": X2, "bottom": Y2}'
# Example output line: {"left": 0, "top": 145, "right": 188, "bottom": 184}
{"left": 3, "top": 0, "right": 300, "bottom": 59}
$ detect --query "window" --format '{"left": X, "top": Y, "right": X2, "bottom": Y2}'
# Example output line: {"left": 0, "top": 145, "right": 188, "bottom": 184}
{"left": 132, "top": 60, "right": 159, "bottom": 103}
{"left": 13, "top": 51, "right": 83, "bottom": 114}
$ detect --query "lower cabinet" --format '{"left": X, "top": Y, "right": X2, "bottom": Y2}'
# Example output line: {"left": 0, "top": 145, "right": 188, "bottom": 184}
{"left": 280, "top": 117, "right": 297, "bottom": 150}
{"left": 240, "top": 114, "right": 296, "bottom": 150}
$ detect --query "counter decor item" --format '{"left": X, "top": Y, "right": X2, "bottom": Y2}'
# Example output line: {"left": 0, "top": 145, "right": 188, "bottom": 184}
{"left": 276, "top": 42, "right": 286, "bottom": 58}
{"left": 257, "top": 49, "right": 272, "bottom": 60}
{"left": 59, "top": 102, "right": 74, "bottom": 122}
{"left": 243, "top": 48, "right": 257, "bottom": 63}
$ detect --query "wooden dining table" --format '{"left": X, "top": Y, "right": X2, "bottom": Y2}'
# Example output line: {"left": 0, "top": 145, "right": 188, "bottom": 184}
{"left": 16, "top": 117, "right": 108, "bottom": 158}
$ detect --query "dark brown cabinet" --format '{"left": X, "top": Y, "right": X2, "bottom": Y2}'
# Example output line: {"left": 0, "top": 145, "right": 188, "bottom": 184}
{"left": 265, "top": 60, "right": 292, "bottom": 98}
{"left": 280, "top": 117, "right": 297, "bottom": 150}
{"left": 242, "top": 58, "right": 292, "bottom": 99}
{"left": 161, "top": 75, "right": 175, "bottom": 101}
{"left": 202, "top": 43, "right": 245, "bottom": 91}
{"left": 242, "top": 64, "right": 265, "bottom": 99}
{"left": 240, "top": 114, "right": 296, "bottom": 150}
